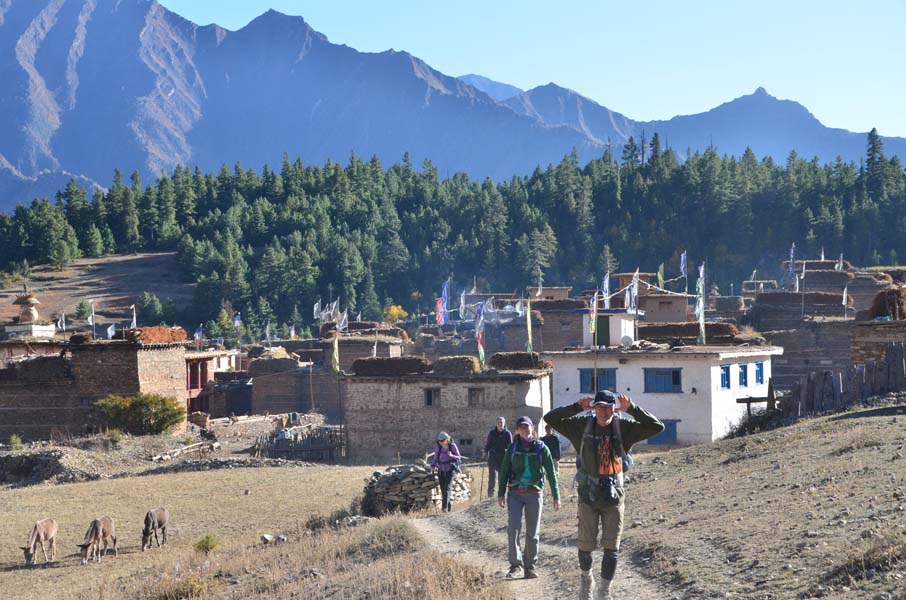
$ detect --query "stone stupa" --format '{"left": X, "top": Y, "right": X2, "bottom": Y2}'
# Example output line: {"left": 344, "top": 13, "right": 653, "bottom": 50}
{"left": 4, "top": 285, "right": 57, "bottom": 339}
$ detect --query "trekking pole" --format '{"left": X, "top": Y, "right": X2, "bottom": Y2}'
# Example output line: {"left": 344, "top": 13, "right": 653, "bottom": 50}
{"left": 479, "top": 461, "right": 485, "bottom": 501}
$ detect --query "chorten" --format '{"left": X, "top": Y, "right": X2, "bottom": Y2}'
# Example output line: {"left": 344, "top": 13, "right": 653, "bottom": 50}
{"left": 4, "top": 285, "right": 57, "bottom": 339}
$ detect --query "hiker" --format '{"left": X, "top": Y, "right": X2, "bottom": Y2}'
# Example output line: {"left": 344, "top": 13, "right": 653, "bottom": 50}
{"left": 540, "top": 424, "right": 562, "bottom": 474}
{"left": 431, "top": 432, "right": 462, "bottom": 512}
{"left": 484, "top": 416, "right": 513, "bottom": 498}
{"left": 545, "top": 390, "right": 664, "bottom": 600}
{"left": 497, "top": 415, "right": 560, "bottom": 580}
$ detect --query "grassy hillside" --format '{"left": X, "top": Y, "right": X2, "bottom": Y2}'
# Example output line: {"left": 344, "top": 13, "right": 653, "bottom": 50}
{"left": 0, "top": 253, "right": 192, "bottom": 327}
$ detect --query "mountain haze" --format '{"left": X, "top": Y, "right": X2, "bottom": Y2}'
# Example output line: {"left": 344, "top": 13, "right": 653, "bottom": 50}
{"left": 0, "top": 0, "right": 904, "bottom": 211}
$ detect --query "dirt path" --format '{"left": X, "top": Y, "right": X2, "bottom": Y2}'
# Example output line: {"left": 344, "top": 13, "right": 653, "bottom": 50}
{"left": 412, "top": 504, "right": 675, "bottom": 599}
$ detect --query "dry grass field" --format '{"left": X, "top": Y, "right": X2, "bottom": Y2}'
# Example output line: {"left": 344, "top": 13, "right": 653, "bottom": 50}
{"left": 0, "top": 465, "right": 377, "bottom": 599}
{"left": 0, "top": 252, "right": 193, "bottom": 324}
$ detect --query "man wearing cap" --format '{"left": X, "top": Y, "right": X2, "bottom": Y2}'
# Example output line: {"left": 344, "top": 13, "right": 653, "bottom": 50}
{"left": 484, "top": 417, "right": 513, "bottom": 498}
{"left": 545, "top": 390, "right": 664, "bottom": 600}
{"left": 497, "top": 415, "right": 560, "bottom": 580}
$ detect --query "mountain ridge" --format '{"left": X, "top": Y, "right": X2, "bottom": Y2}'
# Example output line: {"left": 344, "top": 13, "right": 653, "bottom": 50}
{"left": 0, "top": 0, "right": 903, "bottom": 212}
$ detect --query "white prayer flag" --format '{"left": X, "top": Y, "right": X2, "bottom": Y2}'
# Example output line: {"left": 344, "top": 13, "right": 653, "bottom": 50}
{"left": 107, "top": 323, "right": 115, "bottom": 339}
{"left": 129, "top": 304, "right": 137, "bottom": 329}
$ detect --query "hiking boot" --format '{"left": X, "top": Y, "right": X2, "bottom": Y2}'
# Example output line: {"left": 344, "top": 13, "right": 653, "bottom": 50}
{"left": 596, "top": 577, "right": 613, "bottom": 599}
{"left": 523, "top": 568, "right": 538, "bottom": 579}
{"left": 505, "top": 565, "right": 523, "bottom": 579}
{"left": 579, "top": 569, "right": 595, "bottom": 600}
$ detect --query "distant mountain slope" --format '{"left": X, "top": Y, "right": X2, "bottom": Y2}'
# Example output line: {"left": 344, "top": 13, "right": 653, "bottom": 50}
{"left": 0, "top": 0, "right": 903, "bottom": 212}
{"left": 457, "top": 73, "right": 523, "bottom": 101}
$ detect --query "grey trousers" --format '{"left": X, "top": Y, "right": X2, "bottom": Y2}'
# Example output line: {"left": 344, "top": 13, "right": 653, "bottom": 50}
{"left": 507, "top": 491, "right": 543, "bottom": 570}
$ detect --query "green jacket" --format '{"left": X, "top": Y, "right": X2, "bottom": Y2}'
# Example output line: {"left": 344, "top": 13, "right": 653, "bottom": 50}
{"left": 497, "top": 437, "right": 560, "bottom": 500}
{"left": 544, "top": 402, "right": 664, "bottom": 504}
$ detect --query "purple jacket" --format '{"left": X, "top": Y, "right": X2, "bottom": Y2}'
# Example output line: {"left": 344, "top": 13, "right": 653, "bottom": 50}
{"left": 431, "top": 442, "right": 462, "bottom": 473}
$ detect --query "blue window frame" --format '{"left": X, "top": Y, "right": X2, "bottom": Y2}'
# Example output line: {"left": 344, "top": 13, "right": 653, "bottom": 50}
{"left": 720, "top": 365, "right": 731, "bottom": 389}
{"left": 739, "top": 363, "right": 748, "bottom": 388}
{"left": 579, "top": 368, "right": 617, "bottom": 393}
{"left": 643, "top": 368, "right": 682, "bottom": 393}
{"left": 755, "top": 362, "right": 764, "bottom": 385}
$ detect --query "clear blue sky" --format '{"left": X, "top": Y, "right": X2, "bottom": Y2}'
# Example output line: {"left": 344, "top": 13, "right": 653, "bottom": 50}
{"left": 159, "top": 0, "right": 906, "bottom": 137}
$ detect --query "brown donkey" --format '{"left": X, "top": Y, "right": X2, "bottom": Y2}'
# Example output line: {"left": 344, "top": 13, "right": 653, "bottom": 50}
{"left": 77, "top": 516, "right": 118, "bottom": 564}
{"left": 141, "top": 507, "right": 169, "bottom": 551}
{"left": 20, "top": 519, "right": 58, "bottom": 565}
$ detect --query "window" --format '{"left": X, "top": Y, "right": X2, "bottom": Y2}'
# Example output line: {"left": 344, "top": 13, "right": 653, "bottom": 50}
{"left": 644, "top": 368, "right": 682, "bottom": 393}
{"left": 468, "top": 388, "right": 485, "bottom": 407}
{"left": 424, "top": 388, "right": 440, "bottom": 407}
{"left": 579, "top": 368, "right": 617, "bottom": 393}
{"left": 458, "top": 438, "right": 473, "bottom": 446}
{"left": 755, "top": 362, "right": 764, "bottom": 385}
{"left": 739, "top": 363, "right": 748, "bottom": 388}
{"left": 720, "top": 365, "right": 731, "bottom": 389}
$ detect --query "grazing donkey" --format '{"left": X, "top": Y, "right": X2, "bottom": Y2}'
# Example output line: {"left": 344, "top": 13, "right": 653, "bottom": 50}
{"left": 77, "top": 516, "right": 117, "bottom": 564}
{"left": 20, "top": 519, "right": 58, "bottom": 565}
{"left": 141, "top": 507, "right": 169, "bottom": 551}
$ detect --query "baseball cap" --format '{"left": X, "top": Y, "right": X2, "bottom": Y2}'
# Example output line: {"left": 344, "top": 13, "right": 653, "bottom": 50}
{"left": 590, "top": 390, "right": 618, "bottom": 406}
{"left": 515, "top": 416, "right": 533, "bottom": 427}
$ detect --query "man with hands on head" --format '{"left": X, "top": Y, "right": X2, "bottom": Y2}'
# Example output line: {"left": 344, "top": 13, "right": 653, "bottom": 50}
{"left": 544, "top": 390, "right": 664, "bottom": 600}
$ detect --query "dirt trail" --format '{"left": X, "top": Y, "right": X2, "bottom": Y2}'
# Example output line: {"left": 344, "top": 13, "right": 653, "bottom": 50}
{"left": 412, "top": 503, "right": 675, "bottom": 600}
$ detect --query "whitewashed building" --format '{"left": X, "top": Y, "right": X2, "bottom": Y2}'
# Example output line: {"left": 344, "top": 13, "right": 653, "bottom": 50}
{"left": 543, "top": 344, "right": 783, "bottom": 445}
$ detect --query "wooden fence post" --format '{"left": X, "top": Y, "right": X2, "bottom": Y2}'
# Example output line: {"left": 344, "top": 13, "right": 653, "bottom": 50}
{"left": 864, "top": 361, "right": 875, "bottom": 399}
{"left": 834, "top": 372, "right": 843, "bottom": 410}
{"left": 876, "top": 360, "right": 888, "bottom": 396}
{"left": 844, "top": 365, "right": 856, "bottom": 407}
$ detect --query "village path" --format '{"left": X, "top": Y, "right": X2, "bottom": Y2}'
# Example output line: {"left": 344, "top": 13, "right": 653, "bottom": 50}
{"left": 412, "top": 507, "right": 673, "bottom": 600}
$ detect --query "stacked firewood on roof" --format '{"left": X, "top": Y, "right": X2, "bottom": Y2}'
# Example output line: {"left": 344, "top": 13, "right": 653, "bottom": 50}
{"left": 361, "top": 461, "right": 472, "bottom": 516}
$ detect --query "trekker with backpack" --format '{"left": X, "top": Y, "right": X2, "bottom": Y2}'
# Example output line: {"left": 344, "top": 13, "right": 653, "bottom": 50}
{"left": 431, "top": 431, "right": 462, "bottom": 512}
{"left": 497, "top": 415, "right": 560, "bottom": 580}
{"left": 545, "top": 390, "right": 664, "bottom": 600}
{"left": 484, "top": 416, "right": 513, "bottom": 498}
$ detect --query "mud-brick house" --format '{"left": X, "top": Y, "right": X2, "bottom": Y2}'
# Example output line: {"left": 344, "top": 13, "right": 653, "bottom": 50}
{"left": 0, "top": 339, "right": 187, "bottom": 442}
{"left": 543, "top": 343, "right": 782, "bottom": 446}
{"left": 343, "top": 354, "right": 552, "bottom": 463}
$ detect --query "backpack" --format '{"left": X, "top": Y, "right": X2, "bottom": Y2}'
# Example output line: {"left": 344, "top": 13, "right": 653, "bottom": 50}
{"left": 507, "top": 438, "right": 544, "bottom": 484}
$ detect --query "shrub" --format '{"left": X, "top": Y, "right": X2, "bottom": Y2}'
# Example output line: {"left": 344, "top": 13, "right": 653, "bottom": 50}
{"left": 155, "top": 574, "right": 208, "bottom": 599}
{"left": 8, "top": 434, "right": 24, "bottom": 451}
{"left": 104, "top": 429, "right": 124, "bottom": 447}
{"left": 92, "top": 393, "right": 185, "bottom": 435}
{"left": 193, "top": 533, "right": 219, "bottom": 555}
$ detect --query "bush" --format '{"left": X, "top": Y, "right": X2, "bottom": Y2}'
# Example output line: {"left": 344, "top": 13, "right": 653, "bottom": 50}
{"left": 103, "top": 429, "right": 124, "bottom": 447}
{"left": 193, "top": 533, "right": 219, "bottom": 555}
{"left": 8, "top": 434, "right": 24, "bottom": 451}
{"left": 92, "top": 393, "right": 185, "bottom": 435}
{"left": 155, "top": 574, "right": 208, "bottom": 599}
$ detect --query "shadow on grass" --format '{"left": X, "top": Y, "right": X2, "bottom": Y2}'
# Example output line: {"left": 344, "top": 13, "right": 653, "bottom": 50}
{"left": 829, "top": 405, "right": 906, "bottom": 422}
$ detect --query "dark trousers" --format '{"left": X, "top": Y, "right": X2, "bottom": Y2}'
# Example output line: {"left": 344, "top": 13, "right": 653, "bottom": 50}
{"left": 438, "top": 469, "right": 455, "bottom": 512}
{"left": 487, "top": 455, "right": 504, "bottom": 497}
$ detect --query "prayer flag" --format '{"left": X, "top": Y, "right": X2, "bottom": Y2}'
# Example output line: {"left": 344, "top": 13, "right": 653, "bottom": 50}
{"left": 525, "top": 298, "right": 533, "bottom": 353}
{"left": 842, "top": 284, "right": 848, "bottom": 306}
{"left": 265, "top": 323, "right": 271, "bottom": 343}
{"left": 107, "top": 323, "right": 115, "bottom": 339}
{"left": 440, "top": 279, "right": 450, "bottom": 325}
{"left": 337, "top": 309, "right": 348, "bottom": 332}
{"left": 356, "top": 311, "right": 362, "bottom": 322}
{"left": 535, "top": 274, "right": 542, "bottom": 297}
{"left": 371, "top": 339, "right": 378, "bottom": 358}
{"left": 589, "top": 292, "right": 598, "bottom": 335}
{"left": 290, "top": 324, "right": 296, "bottom": 340}
{"left": 602, "top": 272, "right": 610, "bottom": 309}
{"left": 835, "top": 253, "right": 844, "bottom": 271}
{"left": 313, "top": 299, "right": 321, "bottom": 320}
{"left": 657, "top": 263, "right": 665, "bottom": 289}
{"left": 331, "top": 334, "right": 340, "bottom": 373}
{"left": 821, "top": 247, "right": 825, "bottom": 261}
{"left": 789, "top": 243, "right": 796, "bottom": 273}
{"left": 630, "top": 268, "right": 639, "bottom": 310}
{"left": 696, "top": 263, "right": 706, "bottom": 345}
{"left": 515, "top": 299, "right": 524, "bottom": 316}
{"left": 750, "top": 270, "right": 757, "bottom": 282}
{"left": 234, "top": 312, "right": 242, "bottom": 330}
{"left": 194, "top": 324, "right": 203, "bottom": 347}
{"left": 459, "top": 289, "right": 468, "bottom": 320}
{"left": 435, "top": 298, "right": 444, "bottom": 325}
{"left": 56, "top": 312, "right": 66, "bottom": 332}
{"left": 129, "top": 304, "right": 137, "bottom": 329}
{"left": 680, "top": 251, "right": 687, "bottom": 279}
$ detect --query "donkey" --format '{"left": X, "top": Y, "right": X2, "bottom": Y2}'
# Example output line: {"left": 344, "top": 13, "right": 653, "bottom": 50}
{"left": 77, "top": 516, "right": 117, "bottom": 564}
{"left": 141, "top": 507, "right": 169, "bottom": 551}
{"left": 20, "top": 519, "right": 58, "bottom": 565}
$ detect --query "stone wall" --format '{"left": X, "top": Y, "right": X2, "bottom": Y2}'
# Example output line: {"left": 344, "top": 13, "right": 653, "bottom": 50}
{"left": 251, "top": 365, "right": 343, "bottom": 421}
{"left": 0, "top": 343, "right": 188, "bottom": 442}
{"left": 764, "top": 321, "right": 853, "bottom": 389}
{"left": 851, "top": 321, "right": 906, "bottom": 364}
{"left": 343, "top": 372, "right": 550, "bottom": 463}
{"left": 533, "top": 309, "right": 584, "bottom": 352}
{"left": 749, "top": 303, "right": 853, "bottom": 332}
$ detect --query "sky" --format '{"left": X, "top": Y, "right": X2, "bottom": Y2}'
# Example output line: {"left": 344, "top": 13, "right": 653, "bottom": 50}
{"left": 158, "top": 0, "right": 906, "bottom": 137}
